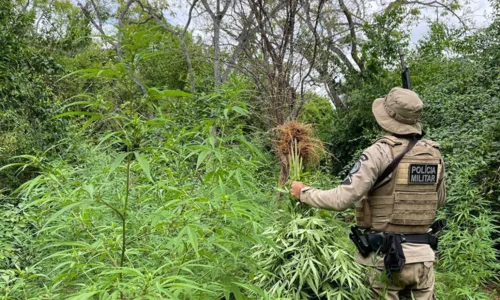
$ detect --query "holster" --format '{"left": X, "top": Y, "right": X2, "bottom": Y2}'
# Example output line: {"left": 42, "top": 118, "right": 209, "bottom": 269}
{"left": 383, "top": 234, "right": 406, "bottom": 275}
{"left": 349, "top": 226, "right": 371, "bottom": 257}
{"left": 367, "top": 232, "right": 385, "bottom": 254}
{"left": 429, "top": 234, "right": 438, "bottom": 250}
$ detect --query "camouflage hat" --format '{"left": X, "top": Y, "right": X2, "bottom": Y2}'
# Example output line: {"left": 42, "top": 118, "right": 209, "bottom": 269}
{"left": 372, "top": 87, "right": 423, "bottom": 135}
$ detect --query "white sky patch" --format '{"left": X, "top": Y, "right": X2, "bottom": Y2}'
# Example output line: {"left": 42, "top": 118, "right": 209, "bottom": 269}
{"left": 163, "top": 1, "right": 494, "bottom": 101}
{"left": 168, "top": 0, "right": 494, "bottom": 45}
{"left": 408, "top": 0, "right": 494, "bottom": 44}
{"left": 166, "top": 2, "right": 210, "bottom": 43}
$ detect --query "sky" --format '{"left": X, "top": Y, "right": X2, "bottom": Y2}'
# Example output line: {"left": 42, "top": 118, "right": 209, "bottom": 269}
{"left": 407, "top": 0, "right": 494, "bottom": 44}
{"left": 164, "top": 0, "right": 494, "bottom": 99}
{"left": 167, "top": 0, "right": 495, "bottom": 46}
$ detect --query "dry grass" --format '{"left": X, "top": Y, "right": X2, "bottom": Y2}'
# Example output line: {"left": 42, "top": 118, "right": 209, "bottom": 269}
{"left": 274, "top": 121, "right": 324, "bottom": 165}
{"left": 274, "top": 121, "right": 325, "bottom": 188}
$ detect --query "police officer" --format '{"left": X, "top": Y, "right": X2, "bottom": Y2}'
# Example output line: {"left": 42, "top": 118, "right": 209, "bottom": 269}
{"left": 291, "top": 87, "right": 446, "bottom": 300}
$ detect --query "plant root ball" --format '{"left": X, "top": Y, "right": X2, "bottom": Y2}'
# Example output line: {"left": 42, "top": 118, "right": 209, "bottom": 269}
{"left": 274, "top": 121, "right": 324, "bottom": 165}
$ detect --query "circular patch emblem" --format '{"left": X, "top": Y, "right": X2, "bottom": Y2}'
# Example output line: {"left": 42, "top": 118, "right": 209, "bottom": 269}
{"left": 350, "top": 161, "right": 361, "bottom": 175}
{"left": 342, "top": 175, "right": 353, "bottom": 185}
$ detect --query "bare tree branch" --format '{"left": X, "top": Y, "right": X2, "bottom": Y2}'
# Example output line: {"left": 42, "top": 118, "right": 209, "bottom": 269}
{"left": 118, "top": 0, "right": 135, "bottom": 25}
{"left": 327, "top": 42, "right": 357, "bottom": 73}
{"left": 296, "top": 1, "right": 352, "bottom": 110}
{"left": 338, "top": 0, "right": 364, "bottom": 72}
{"left": 294, "top": 0, "right": 327, "bottom": 119}
{"left": 385, "top": 0, "right": 467, "bottom": 27}
{"left": 78, "top": 2, "right": 112, "bottom": 42}
{"left": 182, "top": 0, "right": 198, "bottom": 35}
{"left": 21, "top": 0, "right": 31, "bottom": 12}
{"left": 200, "top": 0, "right": 232, "bottom": 86}
{"left": 324, "top": 79, "right": 346, "bottom": 110}
{"left": 79, "top": 0, "right": 149, "bottom": 96}
{"left": 221, "top": 0, "right": 232, "bottom": 16}
{"left": 200, "top": 0, "right": 216, "bottom": 19}
{"left": 89, "top": 0, "right": 105, "bottom": 32}
{"left": 221, "top": 20, "right": 258, "bottom": 81}
{"left": 138, "top": 0, "right": 198, "bottom": 93}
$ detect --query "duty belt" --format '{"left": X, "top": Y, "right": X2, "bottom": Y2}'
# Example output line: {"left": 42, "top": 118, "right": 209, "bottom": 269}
{"left": 366, "top": 231, "right": 438, "bottom": 253}
{"left": 349, "top": 227, "right": 438, "bottom": 276}
{"left": 349, "top": 223, "right": 445, "bottom": 258}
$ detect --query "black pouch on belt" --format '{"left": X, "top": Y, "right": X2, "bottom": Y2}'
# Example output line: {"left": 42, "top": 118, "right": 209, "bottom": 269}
{"left": 383, "top": 234, "right": 406, "bottom": 275}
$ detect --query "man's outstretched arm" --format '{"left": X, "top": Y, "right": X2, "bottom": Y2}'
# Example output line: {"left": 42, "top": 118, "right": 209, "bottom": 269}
{"left": 291, "top": 143, "right": 392, "bottom": 211}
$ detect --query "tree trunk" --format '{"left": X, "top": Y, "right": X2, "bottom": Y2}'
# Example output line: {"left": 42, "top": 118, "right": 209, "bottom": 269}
{"left": 325, "top": 80, "right": 347, "bottom": 111}
{"left": 213, "top": 18, "right": 221, "bottom": 87}
{"left": 179, "top": 36, "right": 196, "bottom": 93}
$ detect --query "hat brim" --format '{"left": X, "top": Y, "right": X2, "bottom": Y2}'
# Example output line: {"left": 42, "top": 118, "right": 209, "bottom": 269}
{"left": 372, "top": 98, "right": 422, "bottom": 135}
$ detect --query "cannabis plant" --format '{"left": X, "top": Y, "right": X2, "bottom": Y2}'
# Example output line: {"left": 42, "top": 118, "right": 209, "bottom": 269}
{"left": 253, "top": 121, "right": 369, "bottom": 299}
{"left": 252, "top": 213, "right": 369, "bottom": 299}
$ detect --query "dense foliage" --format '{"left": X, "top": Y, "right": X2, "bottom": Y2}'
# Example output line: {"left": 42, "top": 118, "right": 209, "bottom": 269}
{"left": 0, "top": 0, "right": 66, "bottom": 191}
{"left": 0, "top": 0, "right": 498, "bottom": 299}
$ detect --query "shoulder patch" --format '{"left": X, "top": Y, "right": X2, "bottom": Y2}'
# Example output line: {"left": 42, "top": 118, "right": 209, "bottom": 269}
{"left": 342, "top": 175, "right": 352, "bottom": 185}
{"left": 342, "top": 154, "right": 367, "bottom": 185}
{"left": 350, "top": 161, "right": 362, "bottom": 174}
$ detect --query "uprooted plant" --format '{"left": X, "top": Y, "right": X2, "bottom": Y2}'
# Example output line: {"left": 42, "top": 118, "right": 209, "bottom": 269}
{"left": 274, "top": 121, "right": 324, "bottom": 203}
{"left": 252, "top": 121, "right": 370, "bottom": 299}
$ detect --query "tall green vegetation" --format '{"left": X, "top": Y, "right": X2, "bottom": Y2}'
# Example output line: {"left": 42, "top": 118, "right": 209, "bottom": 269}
{"left": 0, "top": 0, "right": 65, "bottom": 191}
{"left": 411, "top": 21, "right": 500, "bottom": 298}
{"left": 0, "top": 0, "right": 498, "bottom": 299}
{"left": 1, "top": 71, "right": 277, "bottom": 298}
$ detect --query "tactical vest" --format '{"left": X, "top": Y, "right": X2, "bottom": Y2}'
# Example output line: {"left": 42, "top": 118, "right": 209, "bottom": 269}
{"left": 355, "top": 136, "right": 443, "bottom": 234}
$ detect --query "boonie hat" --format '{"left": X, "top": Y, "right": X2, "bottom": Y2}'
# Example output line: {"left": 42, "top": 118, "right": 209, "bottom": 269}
{"left": 372, "top": 87, "right": 423, "bottom": 135}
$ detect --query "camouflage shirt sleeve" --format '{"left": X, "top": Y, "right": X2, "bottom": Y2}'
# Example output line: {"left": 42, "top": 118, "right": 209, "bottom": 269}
{"left": 299, "top": 143, "right": 392, "bottom": 211}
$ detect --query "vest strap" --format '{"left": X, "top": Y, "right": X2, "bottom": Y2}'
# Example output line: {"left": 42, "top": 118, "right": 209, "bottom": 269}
{"left": 373, "top": 136, "right": 419, "bottom": 187}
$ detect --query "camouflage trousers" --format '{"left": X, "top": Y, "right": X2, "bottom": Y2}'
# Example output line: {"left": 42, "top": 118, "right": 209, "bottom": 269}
{"left": 369, "top": 262, "right": 435, "bottom": 300}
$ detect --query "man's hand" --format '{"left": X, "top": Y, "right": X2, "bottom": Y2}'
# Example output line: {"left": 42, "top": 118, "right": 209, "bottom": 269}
{"left": 291, "top": 181, "right": 306, "bottom": 200}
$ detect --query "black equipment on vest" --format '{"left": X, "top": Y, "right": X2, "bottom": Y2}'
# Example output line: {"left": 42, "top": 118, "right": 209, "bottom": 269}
{"left": 431, "top": 219, "right": 447, "bottom": 233}
{"left": 349, "top": 226, "right": 372, "bottom": 257}
{"left": 399, "top": 47, "right": 412, "bottom": 90}
{"left": 384, "top": 234, "right": 406, "bottom": 275}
